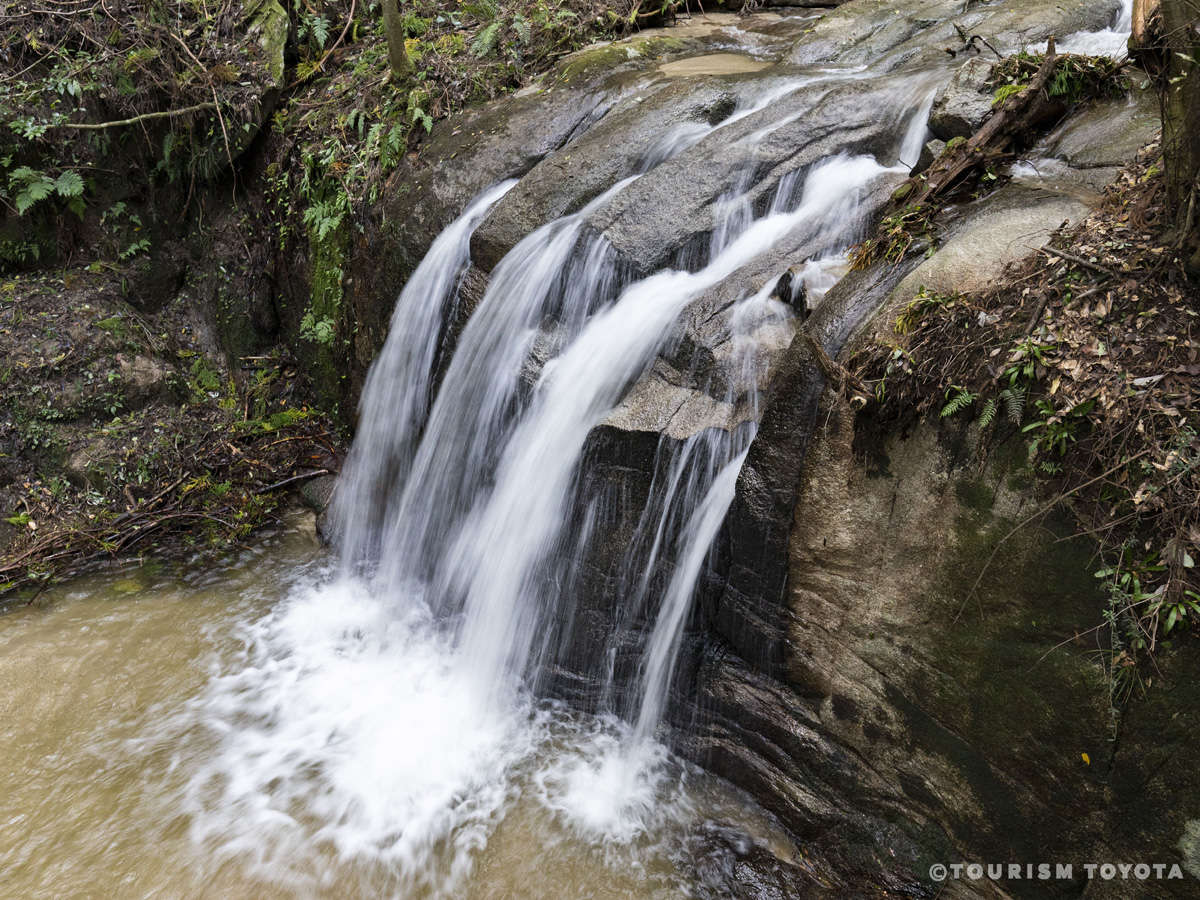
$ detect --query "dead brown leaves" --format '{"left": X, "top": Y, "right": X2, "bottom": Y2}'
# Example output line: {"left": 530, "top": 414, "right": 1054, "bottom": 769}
{"left": 850, "top": 147, "right": 1200, "bottom": 606}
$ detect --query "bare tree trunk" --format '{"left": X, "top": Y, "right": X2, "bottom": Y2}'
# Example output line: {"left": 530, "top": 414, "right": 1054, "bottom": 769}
{"left": 1160, "top": 0, "right": 1200, "bottom": 269}
{"left": 1130, "top": 0, "right": 1165, "bottom": 71}
{"left": 1132, "top": 0, "right": 1163, "bottom": 49}
{"left": 382, "top": 0, "right": 413, "bottom": 81}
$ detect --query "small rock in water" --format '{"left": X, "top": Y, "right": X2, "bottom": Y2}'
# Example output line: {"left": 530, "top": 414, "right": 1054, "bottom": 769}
{"left": 680, "top": 823, "right": 845, "bottom": 900}
{"left": 298, "top": 473, "right": 338, "bottom": 515}
{"left": 773, "top": 267, "right": 810, "bottom": 321}
{"left": 929, "top": 56, "right": 997, "bottom": 141}
{"left": 914, "top": 138, "right": 946, "bottom": 176}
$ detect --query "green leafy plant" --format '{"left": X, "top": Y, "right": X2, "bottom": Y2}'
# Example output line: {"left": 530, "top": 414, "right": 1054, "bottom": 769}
{"left": 991, "top": 50, "right": 1129, "bottom": 108}
{"left": 6, "top": 166, "right": 86, "bottom": 218}
{"left": 300, "top": 310, "right": 337, "bottom": 346}
{"left": 1159, "top": 590, "right": 1200, "bottom": 634}
{"left": 99, "top": 202, "right": 151, "bottom": 261}
{"left": 1022, "top": 397, "right": 1095, "bottom": 459}
{"left": 1003, "top": 336, "right": 1055, "bottom": 387}
{"left": 852, "top": 203, "right": 936, "bottom": 270}
{"left": 977, "top": 385, "right": 1025, "bottom": 428}
{"left": 1097, "top": 546, "right": 1168, "bottom": 654}
{"left": 302, "top": 196, "right": 349, "bottom": 242}
{"left": 894, "top": 288, "right": 958, "bottom": 335}
{"left": 940, "top": 385, "right": 978, "bottom": 418}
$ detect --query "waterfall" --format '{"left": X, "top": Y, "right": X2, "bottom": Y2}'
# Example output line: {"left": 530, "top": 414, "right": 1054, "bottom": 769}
{"left": 333, "top": 70, "right": 937, "bottom": 701}
{"left": 413, "top": 152, "right": 895, "bottom": 706}
{"left": 174, "top": 59, "right": 944, "bottom": 896}
{"left": 331, "top": 180, "right": 516, "bottom": 570}
{"left": 630, "top": 447, "right": 749, "bottom": 746}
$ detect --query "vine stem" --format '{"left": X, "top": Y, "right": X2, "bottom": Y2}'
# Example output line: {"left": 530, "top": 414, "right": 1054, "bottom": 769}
{"left": 56, "top": 102, "right": 217, "bottom": 130}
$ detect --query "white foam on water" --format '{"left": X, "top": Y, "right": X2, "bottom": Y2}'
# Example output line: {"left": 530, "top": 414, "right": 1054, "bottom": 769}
{"left": 532, "top": 715, "right": 692, "bottom": 847}
{"left": 1033, "top": 0, "right": 1134, "bottom": 57}
{"left": 174, "top": 578, "right": 535, "bottom": 895}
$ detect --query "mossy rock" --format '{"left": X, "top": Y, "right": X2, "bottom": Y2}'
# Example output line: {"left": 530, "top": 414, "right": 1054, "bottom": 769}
{"left": 557, "top": 34, "right": 692, "bottom": 83}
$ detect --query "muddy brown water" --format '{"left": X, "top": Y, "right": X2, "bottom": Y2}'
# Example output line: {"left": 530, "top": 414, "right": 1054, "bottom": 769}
{"left": 0, "top": 512, "right": 791, "bottom": 899}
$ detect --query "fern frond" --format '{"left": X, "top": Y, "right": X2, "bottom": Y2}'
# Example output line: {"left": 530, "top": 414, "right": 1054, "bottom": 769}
{"left": 15, "top": 178, "right": 53, "bottom": 215}
{"left": 979, "top": 397, "right": 998, "bottom": 428}
{"left": 1002, "top": 386, "right": 1025, "bottom": 424}
{"left": 310, "top": 15, "right": 332, "bottom": 48}
{"left": 8, "top": 166, "right": 41, "bottom": 187}
{"left": 54, "top": 170, "right": 84, "bottom": 198}
{"left": 365, "top": 121, "right": 386, "bottom": 156}
{"left": 464, "top": 0, "right": 500, "bottom": 21}
{"left": 472, "top": 21, "right": 502, "bottom": 56}
{"left": 511, "top": 14, "right": 531, "bottom": 44}
{"left": 941, "top": 388, "right": 978, "bottom": 418}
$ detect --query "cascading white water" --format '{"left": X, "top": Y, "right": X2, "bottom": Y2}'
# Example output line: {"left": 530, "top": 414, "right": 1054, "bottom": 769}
{"left": 155, "top": 59, "right": 946, "bottom": 899}
{"left": 1044, "top": 0, "right": 1135, "bottom": 57}
{"left": 354, "top": 183, "right": 626, "bottom": 592}
{"left": 630, "top": 448, "right": 749, "bottom": 748}
{"left": 451, "top": 152, "right": 898, "bottom": 707}
{"left": 332, "top": 180, "right": 516, "bottom": 569}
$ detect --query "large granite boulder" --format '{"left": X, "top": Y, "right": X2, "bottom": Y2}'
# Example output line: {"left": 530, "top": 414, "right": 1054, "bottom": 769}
{"left": 689, "top": 384, "right": 1200, "bottom": 897}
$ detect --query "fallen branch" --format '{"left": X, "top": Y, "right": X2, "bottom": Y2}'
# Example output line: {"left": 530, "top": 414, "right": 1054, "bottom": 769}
{"left": 55, "top": 102, "right": 217, "bottom": 130}
{"left": 253, "top": 468, "right": 331, "bottom": 495}
{"left": 798, "top": 328, "right": 873, "bottom": 404}
{"left": 908, "top": 37, "right": 1060, "bottom": 208}
{"left": 1040, "top": 244, "right": 1116, "bottom": 277}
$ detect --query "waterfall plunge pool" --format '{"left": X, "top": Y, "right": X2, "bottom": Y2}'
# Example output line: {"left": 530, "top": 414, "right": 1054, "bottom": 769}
{"left": 0, "top": 510, "right": 798, "bottom": 900}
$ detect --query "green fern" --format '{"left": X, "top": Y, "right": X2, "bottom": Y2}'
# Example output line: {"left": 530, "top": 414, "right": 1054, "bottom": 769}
{"left": 299, "top": 311, "right": 337, "bottom": 346}
{"left": 941, "top": 387, "right": 978, "bottom": 418}
{"left": 464, "top": 0, "right": 501, "bottom": 20}
{"left": 343, "top": 108, "right": 368, "bottom": 140}
{"left": 9, "top": 166, "right": 86, "bottom": 216}
{"left": 302, "top": 197, "right": 346, "bottom": 241}
{"left": 381, "top": 124, "right": 406, "bottom": 168}
{"left": 310, "top": 14, "right": 331, "bottom": 48}
{"left": 511, "top": 13, "right": 531, "bottom": 44}
{"left": 979, "top": 397, "right": 998, "bottom": 428}
{"left": 471, "top": 21, "right": 503, "bottom": 56}
{"left": 10, "top": 168, "right": 53, "bottom": 214}
{"left": 398, "top": 11, "right": 430, "bottom": 35}
{"left": 268, "top": 408, "right": 308, "bottom": 429}
{"left": 54, "top": 170, "right": 84, "bottom": 198}
{"left": 1001, "top": 386, "right": 1025, "bottom": 424}
{"left": 409, "top": 106, "right": 433, "bottom": 133}
{"left": 992, "top": 82, "right": 1026, "bottom": 106}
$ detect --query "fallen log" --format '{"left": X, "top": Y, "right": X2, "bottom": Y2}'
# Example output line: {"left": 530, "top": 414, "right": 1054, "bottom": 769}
{"left": 903, "top": 37, "right": 1061, "bottom": 207}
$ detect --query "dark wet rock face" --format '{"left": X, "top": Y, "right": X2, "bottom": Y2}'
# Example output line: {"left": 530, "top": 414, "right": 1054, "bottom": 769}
{"left": 470, "top": 76, "right": 744, "bottom": 273}
{"left": 585, "top": 75, "right": 924, "bottom": 277}
{"left": 680, "top": 823, "right": 881, "bottom": 900}
{"left": 1049, "top": 77, "right": 1161, "bottom": 168}
{"left": 685, "top": 385, "right": 1200, "bottom": 897}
